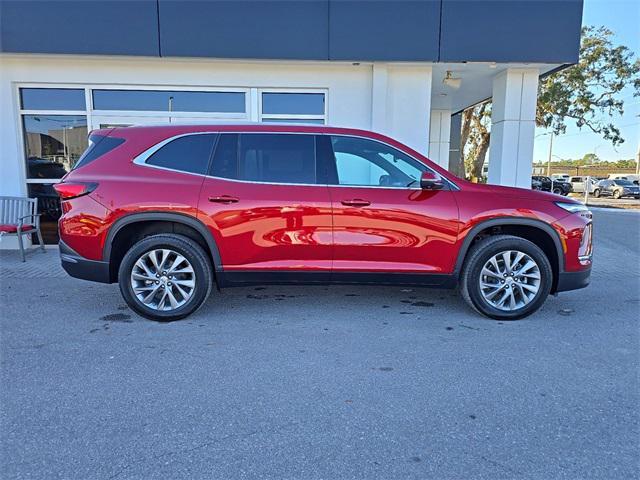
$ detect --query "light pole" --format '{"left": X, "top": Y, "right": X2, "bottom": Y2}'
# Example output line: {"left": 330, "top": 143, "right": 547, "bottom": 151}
{"left": 535, "top": 131, "right": 554, "bottom": 177}
{"left": 546, "top": 133, "right": 554, "bottom": 177}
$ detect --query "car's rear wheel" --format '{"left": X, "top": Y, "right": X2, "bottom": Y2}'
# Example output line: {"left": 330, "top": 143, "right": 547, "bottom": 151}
{"left": 613, "top": 189, "right": 621, "bottom": 199}
{"left": 118, "top": 234, "right": 213, "bottom": 321}
{"left": 460, "top": 235, "right": 553, "bottom": 320}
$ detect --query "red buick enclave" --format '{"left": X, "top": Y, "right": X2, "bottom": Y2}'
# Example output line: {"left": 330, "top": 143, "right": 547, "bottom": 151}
{"left": 54, "top": 124, "right": 592, "bottom": 321}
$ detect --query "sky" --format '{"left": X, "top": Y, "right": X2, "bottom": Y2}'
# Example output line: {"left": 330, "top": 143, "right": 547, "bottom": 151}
{"left": 532, "top": 0, "right": 640, "bottom": 162}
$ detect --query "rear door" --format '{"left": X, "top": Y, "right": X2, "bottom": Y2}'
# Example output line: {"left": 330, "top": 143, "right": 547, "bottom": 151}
{"left": 324, "top": 135, "right": 459, "bottom": 276}
{"left": 198, "top": 133, "right": 332, "bottom": 280}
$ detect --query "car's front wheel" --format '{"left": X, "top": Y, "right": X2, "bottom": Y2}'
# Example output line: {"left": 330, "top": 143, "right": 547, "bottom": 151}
{"left": 460, "top": 235, "right": 553, "bottom": 320}
{"left": 118, "top": 234, "right": 213, "bottom": 321}
{"left": 593, "top": 189, "right": 601, "bottom": 198}
{"left": 613, "top": 189, "right": 621, "bottom": 199}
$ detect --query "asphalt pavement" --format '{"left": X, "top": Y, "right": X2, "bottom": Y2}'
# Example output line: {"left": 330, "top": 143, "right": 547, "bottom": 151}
{"left": 1, "top": 208, "right": 638, "bottom": 479}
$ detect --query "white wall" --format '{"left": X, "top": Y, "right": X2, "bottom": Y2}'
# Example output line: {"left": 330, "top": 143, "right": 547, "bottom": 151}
{"left": 0, "top": 55, "right": 436, "bottom": 197}
{"left": 0, "top": 56, "right": 25, "bottom": 196}
{"left": 370, "top": 64, "right": 432, "bottom": 155}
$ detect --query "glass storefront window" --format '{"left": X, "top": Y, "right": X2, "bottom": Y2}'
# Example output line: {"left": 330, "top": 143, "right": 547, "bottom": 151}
{"left": 92, "top": 89, "right": 246, "bottom": 113}
{"left": 262, "top": 92, "right": 325, "bottom": 115}
{"left": 22, "top": 115, "right": 88, "bottom": 179}
{"left": 27, "top": 183, "right": 62, "bottom": 245}
{"left": 20, "top": 88, "right": 86, "bottom": 111}
{"left": 262, "top": 118, "right": 325, "bottom": 124}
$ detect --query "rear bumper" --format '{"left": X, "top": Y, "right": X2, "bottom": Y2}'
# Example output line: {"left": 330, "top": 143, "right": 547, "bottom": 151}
{"left": 59, "top": 240, "right": 111, "bottom": 283}
{"left": 555, "top": 267, "right": 591, "bottom": 293}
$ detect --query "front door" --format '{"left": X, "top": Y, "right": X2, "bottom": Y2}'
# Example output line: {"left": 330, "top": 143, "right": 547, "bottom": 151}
{"left": 325, "top": 135, "right": 459, "bottom": 276}
{"left": 198, "top": 133, "right": 333, "bottom": 282}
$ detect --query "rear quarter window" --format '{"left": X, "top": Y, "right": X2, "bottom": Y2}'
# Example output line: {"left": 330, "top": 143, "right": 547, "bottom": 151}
{"left": 146, "top": 134, "right": 217, "bottom": 175}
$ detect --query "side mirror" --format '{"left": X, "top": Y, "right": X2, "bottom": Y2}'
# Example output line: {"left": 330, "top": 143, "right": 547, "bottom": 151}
{"left": 420, "top": 171, "right": 444, "bottom": 190}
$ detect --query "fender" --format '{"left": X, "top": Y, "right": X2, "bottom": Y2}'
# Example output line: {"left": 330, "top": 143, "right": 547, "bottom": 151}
{"left": 103, "top": 211, "right": 223, "bottom": 274}
{"left": 452, "top": 217, "right": 565, "bottom": 276}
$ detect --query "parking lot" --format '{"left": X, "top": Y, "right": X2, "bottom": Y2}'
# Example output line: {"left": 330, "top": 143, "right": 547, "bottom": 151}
{"left": 1, "top": 208, "right": 638, "bottom": 479}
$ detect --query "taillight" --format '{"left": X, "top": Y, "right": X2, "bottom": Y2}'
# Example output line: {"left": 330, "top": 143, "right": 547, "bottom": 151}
{"left": 53, "top": 182, "right": 98, "bottom": 200}
{"left": 578, "top": 223, "right": 593, "bottom": 263}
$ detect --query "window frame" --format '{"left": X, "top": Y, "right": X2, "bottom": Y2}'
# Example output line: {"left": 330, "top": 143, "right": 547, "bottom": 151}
{"left": 258, "top": 88, "right": 327, "bottom": 125}
{"left": 18, "top": 84, "right": 92, "bottom": 185}
{"left": 133, "top": 131, "right": 457, "bottom": 191}
{"left": 91, "top": 85, "right": 250, "bottom": 119}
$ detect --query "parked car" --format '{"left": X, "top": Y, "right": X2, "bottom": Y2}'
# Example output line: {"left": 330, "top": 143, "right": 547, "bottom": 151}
{"left": 532, "top": 175, "right": 572, "bottom": 195}
{"left": 596, "top": 179, "right": 640, "bottom": 199}
{"left": 608, "top": 174, "right": 639, "bottom": 185}
{"left": 551, "top": 173, "right": 571, "bottom": 183}
{"left": 570, "top": 176, "right": 601, "bottom": 196}
{"left": 54, "top": 124, "right": 593, "bottom": 321}
{"left": 531, "top": 178, "right": 543, "bottom": 190}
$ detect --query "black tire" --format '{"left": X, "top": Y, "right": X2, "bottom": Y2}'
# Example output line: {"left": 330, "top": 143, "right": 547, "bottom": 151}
{"left": 118, "top": 234, "right": 213, "bottom": 322}
{"left": 593, "top": 189, "right": 601, "bottom": 198}
{"left": 460, "top": 235, "right": 553, "bottom": 320}
{"left": 552, "top": 187, "right": 562, "bottom": 195}
{"left": 613, "top": 189, "right": 621, "bottom": 199}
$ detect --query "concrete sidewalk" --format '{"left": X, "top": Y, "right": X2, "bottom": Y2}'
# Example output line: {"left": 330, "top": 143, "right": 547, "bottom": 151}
{"left": 1, "top": 209, "right": 638, "bottom": 480}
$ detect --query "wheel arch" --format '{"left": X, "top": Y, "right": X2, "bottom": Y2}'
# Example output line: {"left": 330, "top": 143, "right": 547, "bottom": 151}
{"left": 454, "top": 217, "right": 565, "bottom": 292}
{"left": 103, "top": 212, "right": 222, "bottom": 283}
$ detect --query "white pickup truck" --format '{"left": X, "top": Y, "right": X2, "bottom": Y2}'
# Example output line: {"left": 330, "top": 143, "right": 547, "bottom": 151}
{"left": 569, "top": 176, "right": 601, "bottom": 195}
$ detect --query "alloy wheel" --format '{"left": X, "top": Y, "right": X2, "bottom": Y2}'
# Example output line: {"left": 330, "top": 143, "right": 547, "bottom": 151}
{"left": 479, "top": 250, "right": 541, "bottom": 311}
{"left": 130, "top": 249, "right": 196, "bottom": 311}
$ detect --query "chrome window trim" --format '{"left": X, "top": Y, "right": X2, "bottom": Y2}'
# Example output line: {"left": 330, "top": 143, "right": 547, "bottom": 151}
{"left": 132, "top": 130, "right": 459, "bottom": 190}
{"left": 203, "top": 173, "right": 425, "bottom": 190}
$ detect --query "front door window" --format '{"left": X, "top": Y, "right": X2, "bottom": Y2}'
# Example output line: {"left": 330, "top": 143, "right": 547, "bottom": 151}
{"left": 330, "top": 136, "right": 425, "bottom": 188}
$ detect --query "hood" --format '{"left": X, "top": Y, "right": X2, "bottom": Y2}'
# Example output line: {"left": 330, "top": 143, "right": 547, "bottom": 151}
{"left": 460, "top": 181, "right": 576, "bottom": 203}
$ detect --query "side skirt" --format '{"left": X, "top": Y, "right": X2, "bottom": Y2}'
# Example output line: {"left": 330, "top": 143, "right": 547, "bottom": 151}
{"left": 219, "top": 271, "right": 457, "bottom": 289}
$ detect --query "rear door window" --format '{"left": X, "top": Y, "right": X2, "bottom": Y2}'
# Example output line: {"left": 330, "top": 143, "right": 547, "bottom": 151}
{"left": 146, "top": 134, "right": 217, "bottom": 175}
{"left": 209, "top": 133, "right": 238, "bottom": 179}
{"left": 237, "top": 134, "right": 316, "bottom": 184}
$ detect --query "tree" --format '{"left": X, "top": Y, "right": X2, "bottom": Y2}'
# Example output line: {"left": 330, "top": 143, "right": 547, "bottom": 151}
{"left": 455, "top": 26, "right": 640, "bottom": 179}
{"left": 581, "top": 153, "right": 601, "bottom": 164}
{"left": 537, "top": 26, "right": 639, "bottom": 145}
{"left": 458, "top": 102, "right": 491, "bottom": 180}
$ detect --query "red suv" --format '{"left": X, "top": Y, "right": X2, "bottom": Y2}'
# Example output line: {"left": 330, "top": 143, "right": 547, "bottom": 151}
{"left": 54, "top": 124, "right": 592, "bottom": 321}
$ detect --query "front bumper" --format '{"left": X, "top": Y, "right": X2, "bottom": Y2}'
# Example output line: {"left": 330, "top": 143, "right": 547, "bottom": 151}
{"left": 60, "top": 240, "right": 111, "bottom": 283}
{"left": 555, "top": 267, "right": 591, "bottom": 293}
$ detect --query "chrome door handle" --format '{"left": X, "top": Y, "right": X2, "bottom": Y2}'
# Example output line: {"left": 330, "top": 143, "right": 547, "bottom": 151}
{"left": 208, "top": 195, "right": 239, "bottom": 204}
{"left": 341, "top": 199, "right": 371, "bottom": 207}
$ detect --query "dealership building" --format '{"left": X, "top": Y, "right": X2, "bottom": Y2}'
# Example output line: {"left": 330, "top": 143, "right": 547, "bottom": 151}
{"left": 0, "top": 0, "right": 583, "bottom": 245}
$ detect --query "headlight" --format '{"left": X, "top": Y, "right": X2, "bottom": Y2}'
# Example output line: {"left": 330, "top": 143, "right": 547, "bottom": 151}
{"left": 555, "top": 202, "right": 590, "bottom": 214}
